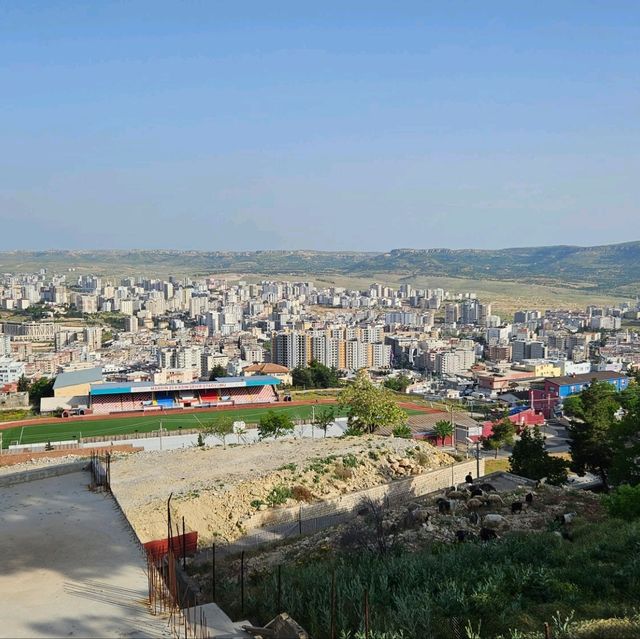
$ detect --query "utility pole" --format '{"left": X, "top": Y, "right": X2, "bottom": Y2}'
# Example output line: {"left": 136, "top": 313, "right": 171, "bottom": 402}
{"left": 159, "top": 421, "right": 163, "bottom": 451}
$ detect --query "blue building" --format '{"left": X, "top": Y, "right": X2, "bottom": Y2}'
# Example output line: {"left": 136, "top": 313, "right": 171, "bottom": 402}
{"left": 531, "top": 370, "right": 629, "bottom": 417}
{"left": 545, "top": 371, "right": 629, "bottom": 398}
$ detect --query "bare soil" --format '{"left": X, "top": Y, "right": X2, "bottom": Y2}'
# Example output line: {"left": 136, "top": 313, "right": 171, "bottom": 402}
{"left": 110, "top": 436, "right": 454, "bottom": 544}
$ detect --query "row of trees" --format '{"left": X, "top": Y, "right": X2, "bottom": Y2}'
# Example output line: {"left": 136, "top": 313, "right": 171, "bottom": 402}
{"left": 196, "top": 374, "right": 640, "bottom": 495}
{"left": 199, "top": 405, "right": 338, "bottom": 447}
{"left": 199, "top": 370, "right": 412, "bottom": 444}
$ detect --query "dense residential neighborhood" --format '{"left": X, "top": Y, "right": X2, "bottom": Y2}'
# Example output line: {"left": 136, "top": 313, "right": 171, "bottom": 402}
{"left": 1, "top": 270, "right": 638, "bottom": 418}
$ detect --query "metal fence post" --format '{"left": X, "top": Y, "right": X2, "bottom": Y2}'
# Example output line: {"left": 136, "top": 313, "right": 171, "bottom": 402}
{"left": 330, "top": 566, "right": 336, "bottom": 639}
{"left": 277, "top": 564, "right": 282, "bottom": 613}
{"left": 182, "top": 516, "right": 186, "bottom": 570}
{"left": 364, "top": 588, "right": 370, "bottom": 639}
{"left": 212, "top": 542, "right": 216, "bottom": 602}
{"left": 240, "top": 550, "right": 245, "bottom": 617}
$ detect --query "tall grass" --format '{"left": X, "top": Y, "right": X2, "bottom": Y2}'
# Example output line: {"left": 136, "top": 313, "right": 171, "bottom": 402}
{"left": 213, "top": 519, "right": 640, "bottom": 639}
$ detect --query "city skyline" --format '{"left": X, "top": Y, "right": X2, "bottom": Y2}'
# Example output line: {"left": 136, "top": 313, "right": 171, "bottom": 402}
{"left": 1, "top": 2, "right": 639, "bottom": 251}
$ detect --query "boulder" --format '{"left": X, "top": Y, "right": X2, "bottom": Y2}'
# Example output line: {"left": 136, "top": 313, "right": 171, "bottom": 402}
{"left": 482, "top": 514, "right": 508, "bottom": 530}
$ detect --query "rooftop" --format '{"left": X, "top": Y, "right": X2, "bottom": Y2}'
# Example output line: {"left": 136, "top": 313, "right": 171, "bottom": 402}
{"left": 243, "top": 363, "right": 290, "bottom": 373}
{"left": 53, "top": 366, "right": 103, "bottom": 389}
{"left": 546, "top": 371, "right": 627, "bottom": 386}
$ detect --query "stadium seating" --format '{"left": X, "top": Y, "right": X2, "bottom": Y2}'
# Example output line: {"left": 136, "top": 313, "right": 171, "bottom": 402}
{"left": 90, "top": 381, "right": 278, "bottom": 414}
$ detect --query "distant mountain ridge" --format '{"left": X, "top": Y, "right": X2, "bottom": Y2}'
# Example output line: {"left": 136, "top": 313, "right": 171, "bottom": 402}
{"left": 0, "top": 241, "right": 639, "bottom": 292}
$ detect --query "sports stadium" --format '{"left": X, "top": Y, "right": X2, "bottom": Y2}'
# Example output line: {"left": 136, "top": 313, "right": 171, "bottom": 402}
{"left": 89, "top": 375, "right": 280, "bottom": 415}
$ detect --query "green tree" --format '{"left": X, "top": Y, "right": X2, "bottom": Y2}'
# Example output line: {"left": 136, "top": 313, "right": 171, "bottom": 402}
{"left": 565, "top": 380, "right": 620, "bottom": 489}
{"left": 28, "top": 377, "right": 55, "bottom": 412}
{"left": 313, "top": 406, "right": 335, "bottom": 438}
{"left": 509, "top": 426, "right": 568, "bottom": 485}
{"left": 337, "top": 370, "right": 407, "bottom": 434}
{"left": 203, "top": 415, "right": 235, "bottom": 448}
{"left": 17, "top": 375, "right": 30, "bottom": 393}
{"left": 482, "top": 418, "right": 516, "bottom": 458}
{"left": 208, "top": 365, "right": 228, "bottom": 380}
{"left": 308, "top": 360, "right": 340, "bottom": 388}
{"left": 292, "top": 366, "right": 314, "bottom": 389}
{"left": 609, "top": 386, "right": 640, "bottom": 486}
{"left": 258, "top": 410, "right": 295, "bottom": 440}
{"left": 433, "top": 419, "right": 453, "bottom": 446}
{"left": 603, "top": 484, "right": 640, "bottom": 520}
{"left": 383, "top": 374, "right": 412, "bottom": 393}
{"left": 292, "top": 361, "right": 340, "bottom": 389}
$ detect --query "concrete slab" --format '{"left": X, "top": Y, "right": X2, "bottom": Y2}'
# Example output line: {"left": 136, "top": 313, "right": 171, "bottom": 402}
{"left": 0, "top": 471, "right": 171, "bottom": 638}
{"left": 183, "top": 603, "right": 252, "bottom": 638}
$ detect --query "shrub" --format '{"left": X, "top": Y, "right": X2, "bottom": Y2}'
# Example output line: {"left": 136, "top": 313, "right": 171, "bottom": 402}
{"left": 334, "top": 464, "right": 354, "bottom": 481}
{"left": 278, "top": 462, "right": 297, "bottom": 472}
{"left": 292, "top": 485, "right": 314, "bottom": 502}
{"left": 250, "top": 499, "right": 265, "bottom": 509}
{"left": 368, "top": 450, "right": 380, "bottom": 461}
{"left": 603, "top": 484, "right": 640, "bottom": 521}
{"left": 265, "top": 485, "right": 293, "bottom": 507}
{"left": 307, "top": 460, "right": 329, "bottom": 474}
{"left": 414, "top": 449, "right": 431, "bottom": 467}
{"left": 392, "top": 424, "right": 413, "bottom": 439}
{"left": 210, "top": 517, "right": 640, "bottom": 639}
{"left": 342, "top": 453, "right": 360, "bottom": 468}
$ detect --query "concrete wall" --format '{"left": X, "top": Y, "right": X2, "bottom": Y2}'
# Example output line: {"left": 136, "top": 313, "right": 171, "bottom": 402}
{"left": 0, "top": 461, "right": 87, "bottom": 487}
{"left": 0, "top": 391, "right": 29, "bottom": 411}
{"left": 54, "top": 382, "right": 92, "bottom": 398}
{"left": 250, "top": 458, "right": 484, "bottom": 530}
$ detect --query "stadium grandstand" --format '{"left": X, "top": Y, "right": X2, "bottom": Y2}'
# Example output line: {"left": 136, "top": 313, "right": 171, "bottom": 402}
{"left": 89, "top": 376, "right": 280, "bottom": 415}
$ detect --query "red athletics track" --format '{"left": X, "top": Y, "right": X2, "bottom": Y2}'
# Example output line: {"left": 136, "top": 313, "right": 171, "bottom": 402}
{"left": 0, "top": 398, "right": 440, "bottom": 432}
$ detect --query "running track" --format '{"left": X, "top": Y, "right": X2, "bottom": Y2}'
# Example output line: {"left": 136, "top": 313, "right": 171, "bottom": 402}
{"left": 0, "top": 399, "right": 440, "bottom": 432}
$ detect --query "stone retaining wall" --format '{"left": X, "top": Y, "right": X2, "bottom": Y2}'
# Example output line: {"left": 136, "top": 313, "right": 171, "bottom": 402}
{"left": 251, "top": 458, "right": 484, "bottom": 530}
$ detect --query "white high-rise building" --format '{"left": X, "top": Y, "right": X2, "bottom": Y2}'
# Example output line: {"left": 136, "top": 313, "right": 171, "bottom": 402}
{"left": 0, "top": 335, "right": 10, "bottom": 357}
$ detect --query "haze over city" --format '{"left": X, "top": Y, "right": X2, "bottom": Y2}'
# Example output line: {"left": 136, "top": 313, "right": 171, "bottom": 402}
{"left": 1, "top": 1, "right": 639, "bottom": 251}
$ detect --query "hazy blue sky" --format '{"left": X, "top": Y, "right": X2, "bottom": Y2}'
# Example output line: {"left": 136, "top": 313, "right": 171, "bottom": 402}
{"left": 1, "top": 2, "right": 638, "bottom": 251}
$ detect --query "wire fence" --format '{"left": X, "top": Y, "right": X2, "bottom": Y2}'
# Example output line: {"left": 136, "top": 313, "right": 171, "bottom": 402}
{"left": 88, "top": 459, "right": 211, "bottom": 638}
{"left": 213, "top": 460, "right": 479, "bottom": 557}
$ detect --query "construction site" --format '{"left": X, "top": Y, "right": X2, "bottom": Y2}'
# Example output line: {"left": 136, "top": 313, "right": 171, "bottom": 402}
{"left": 1, "top": 429, "right": 619, "bottom": 639}
{"left": 0, "top": 429, "right": 473, "bottom": 638}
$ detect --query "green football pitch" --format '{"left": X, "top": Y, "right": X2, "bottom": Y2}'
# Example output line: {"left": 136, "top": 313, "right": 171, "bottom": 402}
{"left": 0, "top": 404, "right": 425, "bottom": 448}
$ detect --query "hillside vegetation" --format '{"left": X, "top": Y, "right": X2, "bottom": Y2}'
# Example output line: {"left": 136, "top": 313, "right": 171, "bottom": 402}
{"left": 1, "top": 241, "right": 639, "bottom": 292}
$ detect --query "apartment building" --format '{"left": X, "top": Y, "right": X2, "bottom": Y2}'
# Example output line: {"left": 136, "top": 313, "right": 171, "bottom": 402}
{"left": 0, "top": 358, "right": 26, "bottom": 384}
{"left": 2, "top": 321, "right": 56, "bottom": 341}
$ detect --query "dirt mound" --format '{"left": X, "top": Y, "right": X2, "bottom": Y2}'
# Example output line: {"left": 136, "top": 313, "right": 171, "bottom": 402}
{"left": 110, "top": 436, "right": 453, "bottom": 544}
